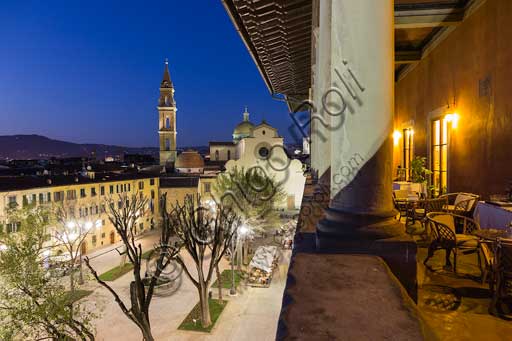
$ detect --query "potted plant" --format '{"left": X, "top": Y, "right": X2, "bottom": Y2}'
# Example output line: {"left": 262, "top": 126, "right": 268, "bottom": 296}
{"left": 410, "top": 156, "right": 432, "bottom": 195}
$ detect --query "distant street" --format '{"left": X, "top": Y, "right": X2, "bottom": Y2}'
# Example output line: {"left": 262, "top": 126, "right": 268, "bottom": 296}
{"left": 84, "top": 228, "right": 162, "bottom": 275}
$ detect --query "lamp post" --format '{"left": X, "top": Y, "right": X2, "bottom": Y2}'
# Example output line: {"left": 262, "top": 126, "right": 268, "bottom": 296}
{"left": 229, "top": 236, "right": 237, "bottom": 296}
{"left": 237, "top": 225, "right": 249, "bottom": 272}
{"left": 229, "top": 224, "right": 249, "bottom": 296}
{"left": 78, "top": 221, "right": 93, "bottom": 284}
{"left": 66, "top": 220, "right": 92, "bottom": 286}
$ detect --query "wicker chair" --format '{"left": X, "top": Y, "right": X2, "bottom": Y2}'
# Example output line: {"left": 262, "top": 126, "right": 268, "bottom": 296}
{"left": 406, "top": 197, "right": 448, "bottom": 233}
{"left": 440, "top": 192, "right": 479, "bottom": 216}
{"left": 424, "top": 212, "right": 482, "bottom": 273}
{"left": 393, "top": 190, "right": 411, "bottom": 221}
{"left": 480, "top": 241, "right": 494, "bottom": 285}
{"left": 490, "top": 238, "right": 512, "bottom": 315}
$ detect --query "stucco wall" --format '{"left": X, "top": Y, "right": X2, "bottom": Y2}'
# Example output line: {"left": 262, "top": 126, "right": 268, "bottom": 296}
{"left": 160, "top": 185, "right": 199, "bottom": 210}
{"left": 0, "top": 177, "right": 160, "bottom": 254}
{"left": 394, "top": 0, "right": 512, "bottom": 198}
{"left": 209, "top": 145, "right": 237, "bottom": 161}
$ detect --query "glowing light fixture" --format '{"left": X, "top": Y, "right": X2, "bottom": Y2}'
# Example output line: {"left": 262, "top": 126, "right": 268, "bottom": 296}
{"left": 445, "top": 113, "right": 460, "bottom": 128}
{"left": 64, "top": 232, "right": 79, "bottom": 243}
{"left": 205, "top": 199, "right": 217, "bottom": 213}
{"left": 393, "top": 130, "right": 402, "bottom": 146}
{"left": 239, "top": 224, "right": 249, "bottom": 236}
{"left": 84, "top": 221, "right": 93, "bottom": 230}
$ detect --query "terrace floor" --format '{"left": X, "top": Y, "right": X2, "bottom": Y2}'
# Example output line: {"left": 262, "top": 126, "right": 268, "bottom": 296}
{"left": 286, "top": 180, "right": 512, "bottom": 340}
{"left": 410, "top": 224, "right": 512, "bottom": 340}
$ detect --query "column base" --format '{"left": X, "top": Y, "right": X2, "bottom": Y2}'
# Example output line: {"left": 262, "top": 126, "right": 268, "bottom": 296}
{"left": 318, "top": 207, "right": 400, "bottom": 240}
{"left": 316, "top": 208, "right": 417, "bottom": 302}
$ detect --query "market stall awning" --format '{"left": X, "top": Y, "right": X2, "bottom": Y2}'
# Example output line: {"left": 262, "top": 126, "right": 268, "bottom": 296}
{"left": 249, "top": 245, "right": 279, "bottom": 273}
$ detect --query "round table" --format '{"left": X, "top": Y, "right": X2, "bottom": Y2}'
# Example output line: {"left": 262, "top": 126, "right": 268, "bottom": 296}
{"left": 474, "top": 229, "right": 512, "bottom": 241}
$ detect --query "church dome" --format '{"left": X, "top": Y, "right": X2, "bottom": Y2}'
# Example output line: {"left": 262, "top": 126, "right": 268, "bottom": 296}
{"left": 175, "top": 150, "right": 204, "bottom": 169}
{"left": 233, "top": 121, "right": 255, "bottom": 136}
{"left": 233, "top": 107, "right": 254, "bottom": 141}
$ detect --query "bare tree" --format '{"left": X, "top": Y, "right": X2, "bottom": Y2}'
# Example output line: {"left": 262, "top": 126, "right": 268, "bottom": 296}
{"left": 84, "top": 193, "right": 177, "bottom": 341}
{"left": 215, "top": 263, "right": 223, "bottom": 300}
{"left": 54, "top": 204, "right": 95, "bottom": 292}
{"left": 163, "top": 195, "right": 240, "bottom": 328}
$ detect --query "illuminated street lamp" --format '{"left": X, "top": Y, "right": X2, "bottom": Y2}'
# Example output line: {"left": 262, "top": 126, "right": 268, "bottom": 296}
{"left": 230, "top": 223, "right": 250, "bottom": 295}
{"left": 239, "top": 224, "right": 249, "bottom": 235}
{"left": 64, "top": 219, "right": 93, "bottom": 286}
{"left": 229, "top": 233, "right": 237, "bottom": 296}
{"left": 238, "top": 224, "right": 250, "bottom": 271}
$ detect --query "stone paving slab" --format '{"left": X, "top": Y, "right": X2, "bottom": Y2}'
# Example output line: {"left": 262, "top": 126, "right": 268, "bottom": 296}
{"left": 280, "top": 253, "right": 423, "bottom": 340}
{"left": 416, "top": 241, "right": 512, "bottom": 340}
{"left": 87, "top": 248, "right": 291, "bottom": 341}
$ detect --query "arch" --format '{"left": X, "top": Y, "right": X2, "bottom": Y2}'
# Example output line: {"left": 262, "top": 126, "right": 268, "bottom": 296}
{"left": 215, "top": 150, "right": 219, "bottom": 161}
{"left": 80, "top": 241, "right": 87, "bottom": 255}
{"left": 165, "top": 139, "right": 171, "bottom": 151}
{"left": 165, "top": 117, "right": 170, "bottom": 129}
{"left": 227, "top": 150, "right": 231, "bottom": 160}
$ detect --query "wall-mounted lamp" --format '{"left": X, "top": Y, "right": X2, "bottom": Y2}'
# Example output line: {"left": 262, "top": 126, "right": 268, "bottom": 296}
{"left": 445, "top": 113, "right": 460, "bottom": 128}
{"left": 393, "top": 130, "right": 402, "bottom": 146}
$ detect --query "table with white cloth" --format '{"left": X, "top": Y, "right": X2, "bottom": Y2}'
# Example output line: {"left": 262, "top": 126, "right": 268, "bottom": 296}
{"left": 473, "top": 201, "right": 512, "bottom": 229}
{"left": 393, "top": 181, "right": 423, "bottom": 194}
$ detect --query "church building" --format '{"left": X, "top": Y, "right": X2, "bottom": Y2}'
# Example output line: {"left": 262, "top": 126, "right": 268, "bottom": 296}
{"left": 209, "top": 108, "right": 306, "bottom": 209}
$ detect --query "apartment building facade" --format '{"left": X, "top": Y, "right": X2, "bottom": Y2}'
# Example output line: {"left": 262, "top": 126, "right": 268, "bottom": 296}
{"left": 0, "top": 173, "right": 160, "bottom": 255}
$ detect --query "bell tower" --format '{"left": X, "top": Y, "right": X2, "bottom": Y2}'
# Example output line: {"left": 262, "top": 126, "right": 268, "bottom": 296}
{"left": 158, "top": 59, "right": 177, "bottom": 166}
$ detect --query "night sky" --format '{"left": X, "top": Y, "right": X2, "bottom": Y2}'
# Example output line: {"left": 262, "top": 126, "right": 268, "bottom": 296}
{"left": 0, "top": 0, "right": 297, "bottom": 147}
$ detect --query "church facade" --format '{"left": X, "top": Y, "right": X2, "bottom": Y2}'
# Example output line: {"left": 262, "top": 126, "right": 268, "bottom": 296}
{"left": 210, "top": 109, "right": 306, "bottom": 209}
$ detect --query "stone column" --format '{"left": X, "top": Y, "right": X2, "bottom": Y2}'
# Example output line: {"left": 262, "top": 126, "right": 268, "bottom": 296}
{"left": 316, "top": 0, "right": 396, "bottom": 238}
{"left": 310, "top": 0, "right": 332, "bottom": 187}
{"left": 306, "top": 0, "right": 333, "bottom": 216}
{"left": 315, "top": 0, "right": 416, "bottom": 299}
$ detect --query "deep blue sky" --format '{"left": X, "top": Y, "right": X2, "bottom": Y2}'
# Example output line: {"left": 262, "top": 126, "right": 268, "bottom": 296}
{"left": 0, "top": 0, "right": 296, "bottom": 147}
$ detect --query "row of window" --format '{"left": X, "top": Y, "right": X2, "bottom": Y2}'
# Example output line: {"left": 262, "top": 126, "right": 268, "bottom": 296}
{"left": 1, "top": 222, "right": 21, "bottom": 234}
{"left": 214, "top": 150, "right": 232, "bottom": 161}
{"left": 76, "top": 205, "right": 104, "bottom": 218}
{"left": 6, "top": 179, "right": 156, "bottom": 208}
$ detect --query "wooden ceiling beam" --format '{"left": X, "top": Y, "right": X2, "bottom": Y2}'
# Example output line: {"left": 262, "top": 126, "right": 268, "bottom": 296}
{"left": 395, "top": 50, "right": 422, "bottom": 64}
{"left": 395, "top": 9, "right": 464, "bottom": 28}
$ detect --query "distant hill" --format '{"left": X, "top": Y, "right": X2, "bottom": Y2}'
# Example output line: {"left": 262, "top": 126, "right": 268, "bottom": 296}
{"left": 0, "top": 134, "right": 159, "bottom": 160}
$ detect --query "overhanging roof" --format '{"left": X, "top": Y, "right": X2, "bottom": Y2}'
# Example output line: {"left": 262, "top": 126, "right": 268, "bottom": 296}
{"left": 222, "top": 0, "right": 312, "bottom": 106}
{"left": 223, "top": 0, "right": 476, "bottom": 107}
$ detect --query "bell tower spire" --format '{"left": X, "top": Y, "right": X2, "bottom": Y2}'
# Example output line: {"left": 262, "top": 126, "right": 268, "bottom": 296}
{"left": 243, "top": 106, "right": 249, "bottom": 122}
{"left": 158, "top": 58, "right": 177, "bottom": 166}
